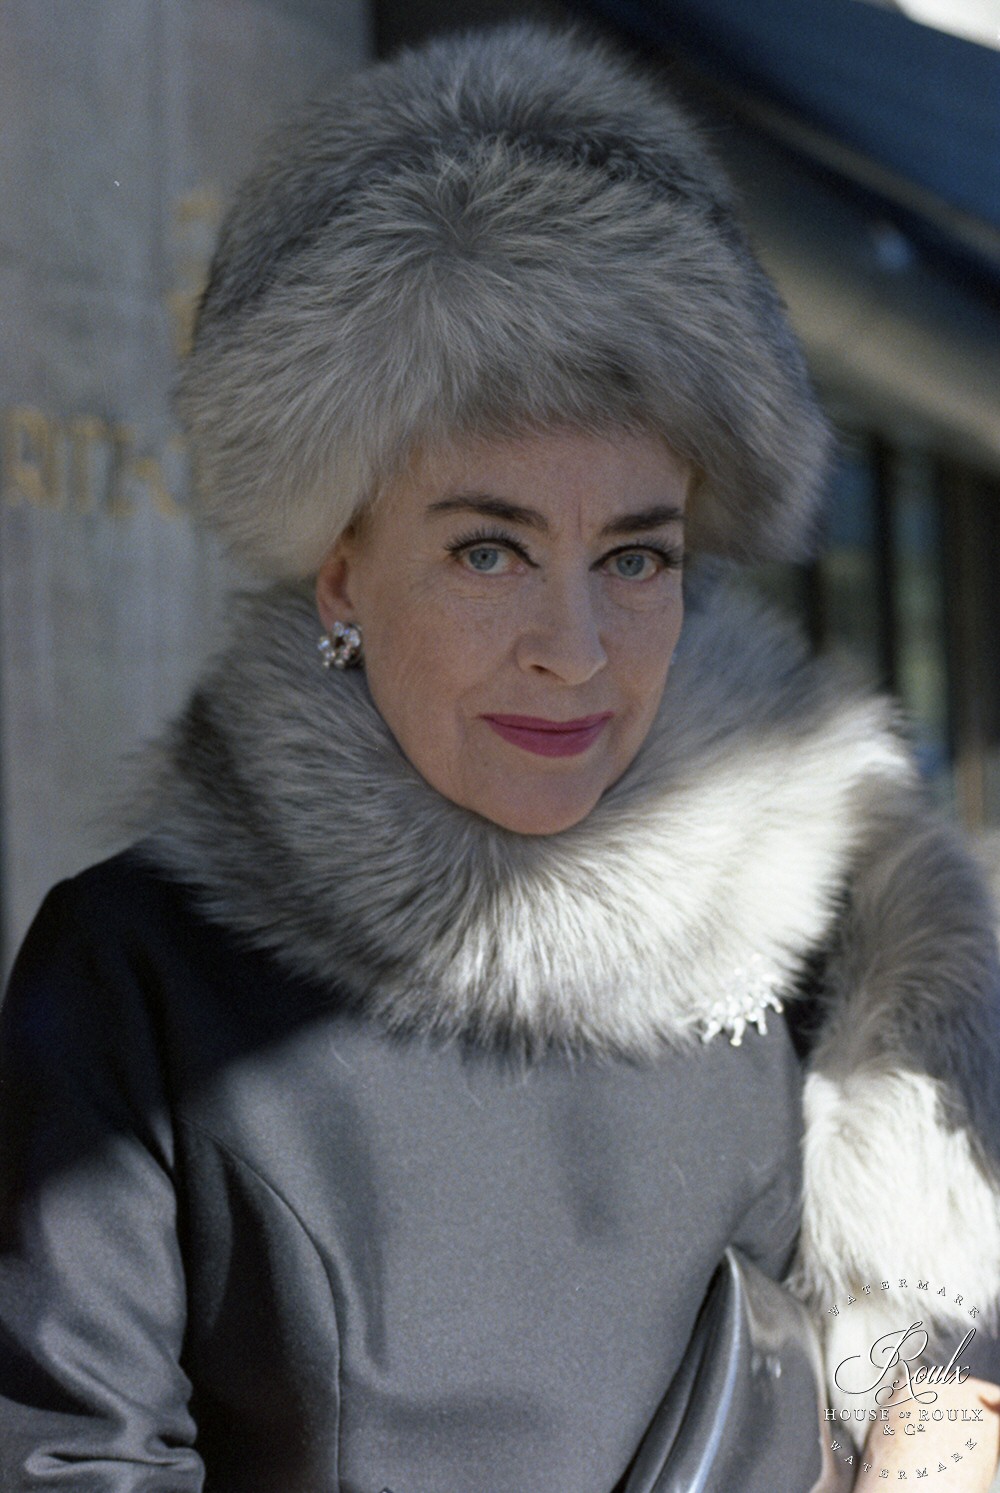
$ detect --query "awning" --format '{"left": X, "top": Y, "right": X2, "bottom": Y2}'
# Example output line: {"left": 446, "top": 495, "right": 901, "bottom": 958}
{"left": 573, "top": 0, "right": 1000, "bottom": 471}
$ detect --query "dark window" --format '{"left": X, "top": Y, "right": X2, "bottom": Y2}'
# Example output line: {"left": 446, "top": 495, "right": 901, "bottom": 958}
{"left": 745, "top": 434, "right": 1000, "bottom": 830}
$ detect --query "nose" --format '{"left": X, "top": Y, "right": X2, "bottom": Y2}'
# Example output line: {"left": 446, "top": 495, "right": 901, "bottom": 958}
{"left": 514, "top": 573, "right": 608, "bottom": 685}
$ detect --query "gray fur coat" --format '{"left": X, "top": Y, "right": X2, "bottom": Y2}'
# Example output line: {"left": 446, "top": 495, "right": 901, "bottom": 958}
{"left": 142, "top": 572, "right": 1000, "bottom": 1411}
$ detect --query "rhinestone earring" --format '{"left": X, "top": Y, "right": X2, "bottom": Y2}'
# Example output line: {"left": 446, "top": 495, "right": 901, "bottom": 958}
{"left": 317, "top": 620, "right": 363, "bottom": 670}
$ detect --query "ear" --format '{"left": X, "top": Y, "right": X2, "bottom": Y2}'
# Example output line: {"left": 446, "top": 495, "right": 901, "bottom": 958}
{"left": 315, "top": 532, "right": 360, "bottom": 633}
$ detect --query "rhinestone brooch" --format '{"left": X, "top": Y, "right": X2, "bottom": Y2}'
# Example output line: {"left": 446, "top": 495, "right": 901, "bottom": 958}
{"left": 700, "top": 956, "right": 785, "bottom": 1047}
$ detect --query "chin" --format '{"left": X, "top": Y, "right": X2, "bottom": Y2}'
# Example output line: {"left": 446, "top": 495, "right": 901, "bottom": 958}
{"left": 476, "top": 786, "right": 603, "bottom": 837}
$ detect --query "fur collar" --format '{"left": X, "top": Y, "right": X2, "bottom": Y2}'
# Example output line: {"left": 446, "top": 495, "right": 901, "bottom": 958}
{"left": 141, "top": 575, "right": 1000, "bottom": 1405}
{"left": 141, "top": 575, "right": 908, "bottom": 1058}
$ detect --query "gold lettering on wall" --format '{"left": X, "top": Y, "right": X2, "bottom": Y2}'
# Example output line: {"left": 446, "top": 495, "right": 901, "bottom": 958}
{"left": 1, "top": 407, "right": 191, "bottom": 524}
{"left": 167, "top": 185, "right": 223, "bottom": 359}
{"left": 67, "top": 416, "right": 107, "bottom": 515}
{"left": 107, "top": 423, "right": 137, "bottom": 520}
{"left": 3, "top": 407, "right": 62, "bottom": 508}
{"left": 132, "top": 448, "right": 185, "bottom": 521}
{"left": 3, "top": 186, "right": 220, "bottom": 525}
{"left": 155, "top": 436, "right": 190, "bottom": 521}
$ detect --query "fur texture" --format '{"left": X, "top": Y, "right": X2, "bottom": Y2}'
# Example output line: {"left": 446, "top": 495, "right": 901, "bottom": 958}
{"left": 789, "top": 796, "right": 1000, "bottom": 1424}
{"left": 141, "top": 578, "right": 911, "bottom": 1057}
{"left": 138, "top": 576, "right": 1000, "bottom": 1404}
{"left": 177, "top": 24, "right": 832, "bottom": 577}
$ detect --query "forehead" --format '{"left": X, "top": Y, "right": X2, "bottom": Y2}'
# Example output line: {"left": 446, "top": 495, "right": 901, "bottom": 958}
{"left": 376, "top": 426, "right": 691, "bottom": 527}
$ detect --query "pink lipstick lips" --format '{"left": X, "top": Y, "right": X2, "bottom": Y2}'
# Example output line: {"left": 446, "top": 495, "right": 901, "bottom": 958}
{"left": 482, "top": 712, "right": 612, "bottom": 757}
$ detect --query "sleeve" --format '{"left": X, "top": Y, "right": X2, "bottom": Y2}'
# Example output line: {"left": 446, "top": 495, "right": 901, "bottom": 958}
{"left": 787, "top": 779, "right": 1000, "bottom": 1419}
{"left": 0, "top": 879, "right": 206, "bottom": 1489}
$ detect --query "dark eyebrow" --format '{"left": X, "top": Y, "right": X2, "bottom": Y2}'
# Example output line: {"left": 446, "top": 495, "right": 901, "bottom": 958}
{"left": 426, "top": 494, "right": 550, "bottom": 531}
{"left": 427, "top": 496, "right": 686, "bottom": 538}
{"left": 600, "top": 505, "right": 686, "bottom": 538}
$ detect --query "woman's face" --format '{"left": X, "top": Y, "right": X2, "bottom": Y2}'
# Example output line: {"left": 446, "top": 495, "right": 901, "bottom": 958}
{"left": 316, "top": 427, "right": 690, "bottom": 835}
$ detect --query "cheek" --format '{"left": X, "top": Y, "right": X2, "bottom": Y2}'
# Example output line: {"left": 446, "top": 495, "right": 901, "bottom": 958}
{"left": 617, "top": 588, "right": 684, "bottom": 704}
{"left": 355, "top": 584, "right": 501, "bottom": 770}
{"left": 663, "top": 591, "right": 686, "bottom": 666}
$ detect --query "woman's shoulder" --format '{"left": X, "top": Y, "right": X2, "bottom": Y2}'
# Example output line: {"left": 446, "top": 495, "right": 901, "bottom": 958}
{"left": 16, "top": 847, "right": 228, "bottom": 976}
{"left": 4, "top": 847, "right": 318, "bottom": 1047}
{"left": 37, "top": 845, "right": 201, "bottom": 922}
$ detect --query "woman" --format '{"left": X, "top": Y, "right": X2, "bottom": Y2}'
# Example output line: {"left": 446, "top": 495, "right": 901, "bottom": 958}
{"left": 2, "top": 23, "right": 1000, "bottom": 1492}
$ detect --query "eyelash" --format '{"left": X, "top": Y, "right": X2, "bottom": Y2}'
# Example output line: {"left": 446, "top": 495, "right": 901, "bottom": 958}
{"left": 446, "top": 527, "right": 536, "bottom": 566}
{"left": 445, "top": 527, "right": 684, "bottom": 574}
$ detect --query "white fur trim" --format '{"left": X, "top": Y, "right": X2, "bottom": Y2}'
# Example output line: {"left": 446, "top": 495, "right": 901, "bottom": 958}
{"left": 795, "top": 1069, "right": 1000, "bottom": 1440}
{"left": 135, "top": 573, "right": 1000, "bottom": 1413}
{"left": 140, "top": 579, "right": 912, "bottom": 1057}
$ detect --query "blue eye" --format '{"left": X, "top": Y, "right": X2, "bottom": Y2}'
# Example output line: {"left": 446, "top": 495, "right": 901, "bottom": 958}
{"left": 465, "top": 545, "right": 504, "bottom": 572}
{"left": 448, "top": 531, "right": 532, "bottom": 573}
{"left": 603, "top": 545, "right": 682, "bottom": 580}
{"left": 611, "top": 551, "right": 654, "bottom": 579}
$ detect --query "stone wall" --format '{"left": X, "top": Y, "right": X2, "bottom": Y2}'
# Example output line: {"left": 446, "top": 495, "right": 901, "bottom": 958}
{"left": 0, "top": 0, "right": 370, "bottom": 969}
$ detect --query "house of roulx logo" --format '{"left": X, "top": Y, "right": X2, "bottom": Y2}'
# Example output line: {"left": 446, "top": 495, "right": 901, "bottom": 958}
{"left": 824, "top": 1276, "right": 986, "bottom": 1479}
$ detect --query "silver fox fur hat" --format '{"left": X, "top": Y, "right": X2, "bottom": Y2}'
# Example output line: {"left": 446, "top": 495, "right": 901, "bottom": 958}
{"left": 178, "top": 23, "right": 833, "bottom": 577}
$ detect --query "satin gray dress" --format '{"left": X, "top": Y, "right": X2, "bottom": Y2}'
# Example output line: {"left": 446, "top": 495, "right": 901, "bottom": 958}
{"left": 0, "top": 854, "right": 819, "bottom": 1491}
